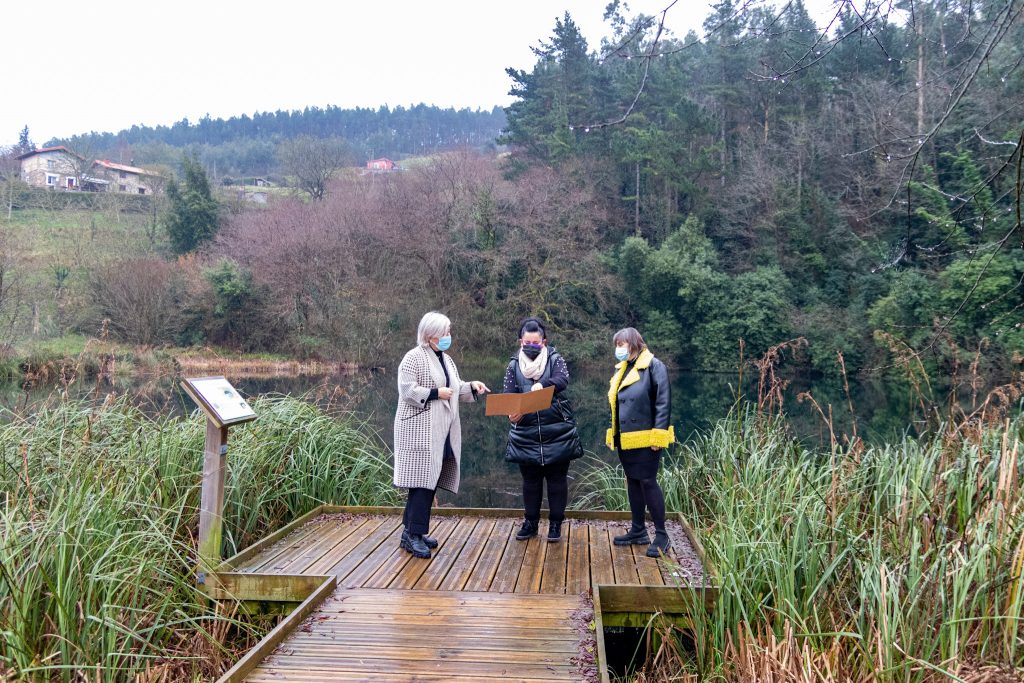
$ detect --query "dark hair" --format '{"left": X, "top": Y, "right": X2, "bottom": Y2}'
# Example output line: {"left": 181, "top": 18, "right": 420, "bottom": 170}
{"left": 518, "top": 317, "right": 547, "bottom": 340}
{"left": 613, "top": 327, "right": 646, "bottom": 356}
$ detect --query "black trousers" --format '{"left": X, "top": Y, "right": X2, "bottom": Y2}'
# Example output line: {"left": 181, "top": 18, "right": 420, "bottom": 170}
{"left": 403, "top": 487, "right": 436, "bottom": 535}
{"left": 519, "top": 461, "right": 571, "bottom": 523}
{"left": 617, "top": 448, "right": 666, "bottom": 532}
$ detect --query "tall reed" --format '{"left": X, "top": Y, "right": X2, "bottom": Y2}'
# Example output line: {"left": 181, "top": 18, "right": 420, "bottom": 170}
{"left": 583, "top": 411, "right": 1024, "bottom": 681}
{"left": 0, "top": 394, "right": 398, "bottom": 681}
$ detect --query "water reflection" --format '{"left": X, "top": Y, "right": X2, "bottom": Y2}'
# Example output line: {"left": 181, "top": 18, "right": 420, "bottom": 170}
{"left": 0, "top": 365, "right": 986, "bottom": 507}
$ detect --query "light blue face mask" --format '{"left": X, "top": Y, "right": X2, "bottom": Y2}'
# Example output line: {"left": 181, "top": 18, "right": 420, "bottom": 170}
{"left": 615, "top": 346, "right": 629, "bottom": 362}
{"left": 436, "top": 335, "right": 452, "bottom": 351}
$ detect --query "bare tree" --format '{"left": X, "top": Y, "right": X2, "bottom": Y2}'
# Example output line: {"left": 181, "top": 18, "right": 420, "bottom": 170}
{"left": 277, "top": 135, "right": 352, "bottom": 200}
{"left": 0, "top": 225, "right": 23, "bottom": 349}
{"left": 0, "top": 145, "right": 24, "bottom": 220}
{"left": 87, "top": 257, "right": 185, "bottom": 345}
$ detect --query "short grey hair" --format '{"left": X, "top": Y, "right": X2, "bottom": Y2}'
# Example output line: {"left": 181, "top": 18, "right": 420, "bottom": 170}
{"left": 417, "top": 311, "right": 451, "bottom": 346}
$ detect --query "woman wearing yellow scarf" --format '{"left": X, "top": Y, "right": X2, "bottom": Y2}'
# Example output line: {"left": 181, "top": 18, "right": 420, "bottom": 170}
{"left": 605, "top": 327, "right": 675, "bottom": 557}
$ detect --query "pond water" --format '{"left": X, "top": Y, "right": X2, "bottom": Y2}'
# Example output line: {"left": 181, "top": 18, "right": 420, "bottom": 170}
{"left": 0, "top": 360, "right": 983, "bottom": 508}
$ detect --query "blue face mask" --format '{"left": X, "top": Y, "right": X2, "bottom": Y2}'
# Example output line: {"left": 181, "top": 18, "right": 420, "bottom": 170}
{"left": 436, "top": 335, "right": 452, "bottom": 351}
{"left": 615, "top": 346, "right": 629, "bottom": 362}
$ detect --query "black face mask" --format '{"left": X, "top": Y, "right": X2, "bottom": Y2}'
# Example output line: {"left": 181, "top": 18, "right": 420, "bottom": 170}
{"left": 522, "top": 343, "right": 543, "bottom": 360}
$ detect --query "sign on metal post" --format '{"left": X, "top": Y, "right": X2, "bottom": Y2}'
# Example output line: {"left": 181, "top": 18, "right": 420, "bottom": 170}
{"left": 181, "top": 376, "right": 257, "bottom": 584}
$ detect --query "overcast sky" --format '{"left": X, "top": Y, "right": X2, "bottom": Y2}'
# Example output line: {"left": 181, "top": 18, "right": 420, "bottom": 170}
{"left": 6, "top": 0, "right": 840, "bottom": 145}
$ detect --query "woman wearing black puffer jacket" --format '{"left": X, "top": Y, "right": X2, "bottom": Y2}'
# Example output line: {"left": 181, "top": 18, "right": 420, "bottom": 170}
{"left": 503, "top": 318, "right": 583, "bottom": 543}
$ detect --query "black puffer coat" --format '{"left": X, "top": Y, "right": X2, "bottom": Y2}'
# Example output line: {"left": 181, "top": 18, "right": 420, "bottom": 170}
{"left": 503, "top": 349, "right": 584, "bottom": 467}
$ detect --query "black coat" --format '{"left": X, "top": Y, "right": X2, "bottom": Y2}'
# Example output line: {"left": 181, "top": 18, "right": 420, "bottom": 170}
{"left": 606, "top": 349, "right": 675, "bottom": 451}
{"left": 504, "top": 350, "right": 584, "bottom": 467}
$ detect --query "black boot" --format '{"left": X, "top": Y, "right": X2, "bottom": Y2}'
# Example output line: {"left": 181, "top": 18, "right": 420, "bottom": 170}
{"left": 516, "top": 519, "right": 538, "bottom": 540}
{"left": 646, "top": 530, "right": 671, "bottom": 558}
{"left": 613, "top": 524, "right": 650, "bottom": 546}
{"left": 422, "top": 534, "right": 438, "bottom": 549}
{"left": 547, "top": 520, "right": 563, "bottom": 543}
{"left": 400, "top": 529, "right": 431, "bottom": 558}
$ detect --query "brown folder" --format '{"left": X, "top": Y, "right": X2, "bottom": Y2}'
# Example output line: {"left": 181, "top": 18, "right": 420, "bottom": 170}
{"left": 485, "top": 385, "right": 555, "bottom": 416}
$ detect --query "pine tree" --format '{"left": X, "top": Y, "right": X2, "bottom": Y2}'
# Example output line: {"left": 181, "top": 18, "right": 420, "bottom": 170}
{"left": 16, "top": 126, "right": 33, "bottom": 154}
{"left": 164, "top": 154, "right": 219, "bottom": 254}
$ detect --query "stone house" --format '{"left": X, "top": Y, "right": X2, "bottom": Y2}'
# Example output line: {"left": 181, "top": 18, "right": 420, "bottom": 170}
{"left": 89, "top": 159, "right": 162, "bottom": 195}
{"left": 17, "top": 146, "right": 85, "bottom": 190}
{"left": 17, "top": 148, "right": 164, "bottom": 194}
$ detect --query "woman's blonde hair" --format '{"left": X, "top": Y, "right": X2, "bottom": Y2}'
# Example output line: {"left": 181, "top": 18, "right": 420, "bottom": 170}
{"left": 417, "top": 311, "right": 451, "bottom": 346}
{"left": 613, "top": 327, "right": 647, "bottom": 357}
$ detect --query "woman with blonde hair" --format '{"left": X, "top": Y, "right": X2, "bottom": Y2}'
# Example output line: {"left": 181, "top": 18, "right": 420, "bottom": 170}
{"left": 393, "top": 311, "right": 489, "bottom": 559}
{"left": 606, "top": 327, "right": 675, "bottom": 557}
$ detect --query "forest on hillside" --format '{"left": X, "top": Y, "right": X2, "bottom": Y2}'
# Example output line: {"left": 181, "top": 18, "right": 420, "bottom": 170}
{"left": 49, "top": 104, "right": 506, "bottom": 177}
{"left": 5, "top": 0, "right": 1023, "bottom": 387}
{"left": 205, "top": 0, "right": 1023, "bottom": 377}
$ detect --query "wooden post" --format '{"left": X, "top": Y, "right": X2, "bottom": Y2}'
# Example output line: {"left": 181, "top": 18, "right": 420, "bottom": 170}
{"left": 197, "top": 418, "right": 229, "bottom": 583}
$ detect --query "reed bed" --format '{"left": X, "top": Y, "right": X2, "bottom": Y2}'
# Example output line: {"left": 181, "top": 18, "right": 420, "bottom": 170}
{"left": 583, "top": 413, "right": 1024, "bottom": 682}
{"left": 0, "top": 394, "right": 398, "bottom": 681}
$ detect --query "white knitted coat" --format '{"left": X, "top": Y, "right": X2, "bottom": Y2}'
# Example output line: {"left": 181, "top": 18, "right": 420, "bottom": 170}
{"left": 393, "top": 345, "right": 476, "bottom": 492}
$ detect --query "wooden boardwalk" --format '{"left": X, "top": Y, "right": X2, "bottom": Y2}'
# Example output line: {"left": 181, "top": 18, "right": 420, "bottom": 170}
{"left": 212, "top": 507, "right": 711, "bottom": 682}
{"left": 243, "top": 589, "right": 586, "bottom": 682}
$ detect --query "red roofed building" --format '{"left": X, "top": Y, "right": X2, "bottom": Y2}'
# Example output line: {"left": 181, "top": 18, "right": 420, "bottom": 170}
{"left": 366, "top": 158, "right": 397, "bottom": 171}
{"left": 17, "top": 148, "right": 164, "bottom": 194}
{"left": 89, "top": 159, "right": 163, "bottom": 195}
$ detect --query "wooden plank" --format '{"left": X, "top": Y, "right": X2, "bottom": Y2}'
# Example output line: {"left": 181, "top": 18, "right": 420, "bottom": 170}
{"left": 246, "top": 674, "right": 563, "bottom": 683}
{"left": 245, "top": 657, "right": 576, "bottom": 678}
{"left": 288, "top": 623, "right": 576, "bottom": 641}
{"left": 215, "top": 575, "right": 335, "bottom": 683}
{"left": 313, "top": 602, "right": 574, "bottom": 618}
{"left": 587, "top": 522, "right": 615, "bottom": 586}
{"left": 487, "top": 521, "right": 529, "bottom": 592}
{"left": 631, "top": 542, "right": 665, "bottom": 586}
{"left": 462, "top": 519, "right": 516, "bottom": 592}
{"left": 219, "top": 507, "right": 325, "bottom": 572}
{"left": 326, "top": 518, "right": 403, "bottom": 580}
{"left": 565, "top": 520, "right": 590, "bottom": 594}
{"left": 413, "top": 517, "right": 477, "bottom": 590}
{"left": 337, "top": 522, "right": 407, "bottom": 588}
{"left": 387, "top": 519, "right": 462, "bottom": 589}
{"left": 320, "top": 504, "right": 634, "bottom": 521}
{"left": 286, "top": 633, "right": 578, "bottom": 651}
{"left": 514, "top": 534, "right": 548, "bottom": 593}
{"left": 540, "top": 520, "right": 569, "bottom": 594}
{"left": 303, "top": 517, "right": 387, "bottom": 575}
{"left": 609, "top": 527, "right": 639, "bottom": 585}
{"left": 362, "top": 517, "right": 458, "bottom": 589}
{"left": 438, "top": 517, "right": 495, "bottom": 591}
{"left": 240, "top": 519, "right": 330, "bottom": 573}
{"left": 205, "top": 572, "right": 330, "bottom": 602}
{"left": 594, "top": 585, "right": 611, "bottom": 683}
{"left": 676, "top": 511, "right": 716, "bottom": 584}
{"left": 299, "top": 612, "right": 571, "bottom": 628}
{"left": 328, "top": 589, "right": 575, "bottom": 606}
{"left": 596, "top": 584, "right": 718, "bottom": 612}
{"left": 276, "top": 517, "right": 368, "bottom": 574}
{"left": 258, "top": 644, "right": 571, "bottom": 665}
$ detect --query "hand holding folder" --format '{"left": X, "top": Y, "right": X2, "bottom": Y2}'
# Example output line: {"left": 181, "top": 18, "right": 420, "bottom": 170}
{"left": 485, "top": 385, "right": 555, "bottom": 416}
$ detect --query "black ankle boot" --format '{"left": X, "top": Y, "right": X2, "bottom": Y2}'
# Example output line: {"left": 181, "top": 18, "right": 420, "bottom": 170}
{"left": 516, "top": 519, "right": 538, "bottom": 540}
{"left": 422, "top": 534, "right": 438, "bottom": 549}
{"left": 613, "top": 524, "right": 650, "bottom": 546}
{"left": 400, "top": 529, "right": 431, "bottom": 558}
{"left": 646, "top": 530, "right": 671, "bottom": 558}
{"left": 547, "top": 520, "right": 563, "bottom": 542}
